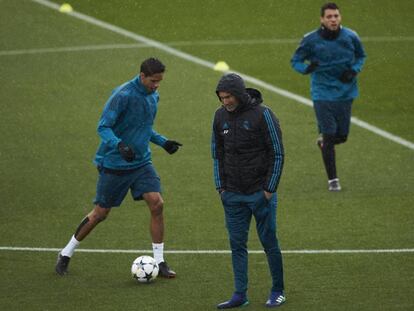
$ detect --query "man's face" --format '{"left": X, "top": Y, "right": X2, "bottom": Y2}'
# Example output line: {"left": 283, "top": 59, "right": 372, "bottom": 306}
{"left": 218, "top": 91, "right": 239, "bottom": 112}
{"left": 320, "top": 9, "right": 341, "bottom": 31}
{"left": 140, "top": 72, "right": 164, "bottom": 93}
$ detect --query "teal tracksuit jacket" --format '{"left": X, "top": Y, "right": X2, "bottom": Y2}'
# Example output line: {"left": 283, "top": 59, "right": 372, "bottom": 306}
{"left": 94, "top": 76, "right": 167, "bottom": 170}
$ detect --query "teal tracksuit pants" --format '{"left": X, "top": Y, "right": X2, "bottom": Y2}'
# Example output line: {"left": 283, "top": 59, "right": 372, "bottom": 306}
{"left": 221, "top": 190, "right": 284, "bottom": 294}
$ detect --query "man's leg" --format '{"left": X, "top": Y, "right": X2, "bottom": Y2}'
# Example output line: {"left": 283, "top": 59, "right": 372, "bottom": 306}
{"left": 313, "top": 101, "right": 337, "bottom": 179}
{"left": 142, "top": 192, "right": 176, "bottom": 278}
{"left": 252, "top": 192, "right": 286, "bottom": 307}
{"left": 74, "top": 205, "right": 111, "bottom": 241}
{"left": 335, "top": 100, "right": 353, "bottom": 142}
{"left": 222, "top": 192, "right": 252, "bottom": 294}
{"left": 332, "top": 101, "right": 351, "bottom": 148}
{"left": 321, "top": 134, "right": 343, "bottom": 191}
{"left": 324, "top": 100, "right": 352, "bottom": 191}
{"left": 56, "top": 205, "right": 111, "bottom": 275}
{"left": 130, "top": 164, "right": 175, "bottom": 277}
{"left": 56, "top": 168, "right": 131, "bottom": 275}
{"left": 313, "top": 101, "right": 342, "bottom": 190}
{"left": 217, "top": 192, "right": 251, "bottom": 309}
{"left": 320, "top": 133, "right": 337, "bottom": 181}
{"left": 252, "top": 192, "right": 284, "bottom": 293}
{"left": 143, "top": 192, "right": 164, "bottom": 244}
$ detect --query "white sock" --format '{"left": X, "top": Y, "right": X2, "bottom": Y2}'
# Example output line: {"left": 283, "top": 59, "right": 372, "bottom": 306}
{"left": 152, "top": 242, "right": 164, "bottom": 264}
{"left": 61, "top": 235, "right": 80, "bottom": 257}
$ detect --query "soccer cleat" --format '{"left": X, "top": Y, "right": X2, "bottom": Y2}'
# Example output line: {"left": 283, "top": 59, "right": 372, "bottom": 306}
{"left": 316, "top": 135, "right": 324, "bottom": 150}
{"left": 158, "top": 261, "right": 176, "bottom": 278}
{"left": 55, "top": 253, "right": 71, "bottom": 276}
{"left": 265, "top": 291, "right": 286, "bottom": 308}
{"left": 217, "top": 292, "right": 249, "bottom": 309}
{"left": 328, "top": 178, "right": 341, "bottom": 191}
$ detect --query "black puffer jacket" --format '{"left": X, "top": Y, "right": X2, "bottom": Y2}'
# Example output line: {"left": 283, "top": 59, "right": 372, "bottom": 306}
{"left": 212, "top": 73, "right": 284, "bottom": 194}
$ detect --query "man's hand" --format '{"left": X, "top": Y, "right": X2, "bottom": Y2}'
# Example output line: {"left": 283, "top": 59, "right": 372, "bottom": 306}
{"left": 264, "top": 191, "right": 273, "bottom": 200}
{"left": 305, "top": 61, "right": 319, "bottom": 74}
{"left": 163, "top": 140, "right": 182, "bottom": 154}
{"left": 118, "top": 142, "right": 135, "bottom": 162}
{"left": 340, "top": 69, "right": 357, "bottom": 83}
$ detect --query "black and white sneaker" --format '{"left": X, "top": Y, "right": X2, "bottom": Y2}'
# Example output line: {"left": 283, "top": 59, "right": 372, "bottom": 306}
{"left": 265, "top": 291, "right": 286, "bottom": 308}
{"left": 328, "top": 178, "right": 341, "bottom": 191}
{"left": 158, "top": 261, "right": 176, "bottom": 278}
{"left": 55, "top": 253, "right": 71, "bottom": 276}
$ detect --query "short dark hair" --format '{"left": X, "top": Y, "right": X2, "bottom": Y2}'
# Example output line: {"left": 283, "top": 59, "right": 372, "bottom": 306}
{"left": 321, "top": 2, "right": 339, "bottom": 17}
{"left": 140, "top": 57, "right": 165, "bottom": 76}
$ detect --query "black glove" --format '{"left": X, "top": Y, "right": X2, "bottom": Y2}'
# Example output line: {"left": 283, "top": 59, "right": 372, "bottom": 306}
{"left": 163, "top": 140, "right": 182, "bottom": 154}
{"left": 340, "top": 69, "right": 357, "bottom": 83}
{"left": 118, "top": 142, "right": 135, "bottom": 162}
{"left": 305, "top": 61, "right": 319, "bottom": 74}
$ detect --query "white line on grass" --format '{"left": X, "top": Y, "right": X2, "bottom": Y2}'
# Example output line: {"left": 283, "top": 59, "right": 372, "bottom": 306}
{"left": 2, "top": 35, "right": 414, "bottom": 56}
{"left": 0, "top": 43, "right": 149, "bottom": 56}
{"left": 167, "top": 36, "right": 414, "bottom": 46}
{"left": 30, "top": 0, "right": 414, "bottom": 150}
{"left": 1, "top": 246, "right": 414, "bottom": 254}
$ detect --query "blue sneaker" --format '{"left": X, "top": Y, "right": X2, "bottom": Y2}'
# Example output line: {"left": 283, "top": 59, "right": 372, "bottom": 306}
{"left": 217, "top": 292, "right": 249, "bottom": 309}
{"left": 265, "top": 291, "right": 286, "bottom": 308}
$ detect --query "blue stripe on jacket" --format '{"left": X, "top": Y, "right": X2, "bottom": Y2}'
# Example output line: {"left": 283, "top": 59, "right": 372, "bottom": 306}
{"left": 211, "top": 130, "right": 221, "bottom": 189}
{"left": 263, "top": 109, "right": 283, "bottom": 191}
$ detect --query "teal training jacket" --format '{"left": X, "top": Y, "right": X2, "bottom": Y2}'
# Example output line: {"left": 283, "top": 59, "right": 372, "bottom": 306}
{"left": 291, "top": 26, "right": 366, "bottom": 101}
{"left": 94, "top": 76, "right": 167, "bottom": 170}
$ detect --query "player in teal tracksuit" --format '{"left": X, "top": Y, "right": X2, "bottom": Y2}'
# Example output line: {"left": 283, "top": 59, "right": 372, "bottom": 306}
{"left": 56, "top": 58, "right": 181, "bottom": 278}
{"left": 291, "top": 2, "right": 366, "bottom": 191}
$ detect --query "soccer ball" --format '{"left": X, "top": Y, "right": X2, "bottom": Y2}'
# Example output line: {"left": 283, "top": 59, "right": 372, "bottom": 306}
{"left": 131, "top": 255, "right": 159, "bottom": 283}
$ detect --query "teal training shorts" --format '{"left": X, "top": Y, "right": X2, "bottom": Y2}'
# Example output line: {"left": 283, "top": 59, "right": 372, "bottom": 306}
{"left": 313, "top": 100, "right": 353, "bottom": 136}
{"left": 93, "top": 164, "right": 161, "bottom": 208}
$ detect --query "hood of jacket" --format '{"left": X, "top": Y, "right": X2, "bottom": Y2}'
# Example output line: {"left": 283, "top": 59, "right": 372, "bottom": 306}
{"left": 216, "top": 73, "right": 262, "bottom": 112}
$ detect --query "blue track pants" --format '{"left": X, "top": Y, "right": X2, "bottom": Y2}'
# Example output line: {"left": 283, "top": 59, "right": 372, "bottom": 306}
{"left": 221, "top": 190, "right": 284, "bottom": 293}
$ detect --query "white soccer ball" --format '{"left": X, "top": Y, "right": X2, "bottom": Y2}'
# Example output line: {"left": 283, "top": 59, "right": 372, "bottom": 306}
{"left": 131, "top": 255, "right": 159, "bottom": 283}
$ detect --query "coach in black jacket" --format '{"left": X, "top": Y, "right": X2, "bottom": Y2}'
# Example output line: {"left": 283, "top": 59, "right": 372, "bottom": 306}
{"left": 212, "top": 73, "right": 286, "bottom": 309}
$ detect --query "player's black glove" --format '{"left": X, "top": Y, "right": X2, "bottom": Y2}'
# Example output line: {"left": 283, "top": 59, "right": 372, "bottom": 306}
{"left": 118, "top": 142, "right": 135, "bottom": 162}
{"left": 163, "top": 140, "right": 182, "bottom": 154}
{"left": 340, "top": 69, "right": 357, "bottom": 83}
{"left": 305, "top": 61, "right": 319, "bottom": 74}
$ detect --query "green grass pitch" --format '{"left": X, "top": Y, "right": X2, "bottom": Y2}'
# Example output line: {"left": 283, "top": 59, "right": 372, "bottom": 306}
{"left": 0, "top": 0, "right": 413, "bottom": 310}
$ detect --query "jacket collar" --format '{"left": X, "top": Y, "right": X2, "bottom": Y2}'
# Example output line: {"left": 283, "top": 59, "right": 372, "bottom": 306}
{"left": 132, "top": 75, "right": 151, "bottom": 95}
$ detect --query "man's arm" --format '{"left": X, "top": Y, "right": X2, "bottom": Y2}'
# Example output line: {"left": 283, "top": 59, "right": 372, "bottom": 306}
{"left": 351, "top": 33, "right": 367, "bottom": 73}
{"left": 97, "top": 93, "right": 124, "bottom": 148}
{"left": 150, "top": 129, "right": 167, "bottom": 146}
{"left": 151, "top": 130, "right": 182, "bottom": 154}
{"left": 262, "top": 108, "right": 284, "bottom": 193}
{"left": 211, "top": 116, "right": 225, "bottom": 192}
{"left": 291, "top": 37, "right": 317, "bottom": 74}
{"left": 339, "top": 32, "right": 367, "bottom": 83}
